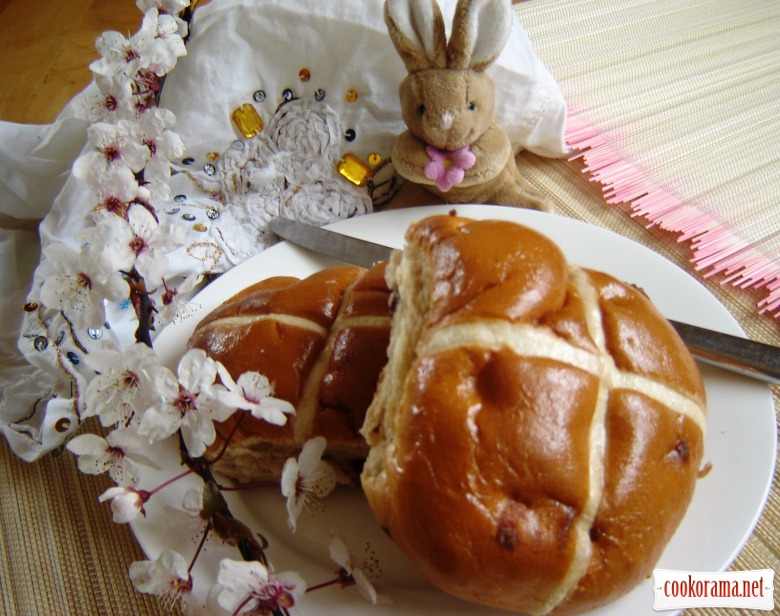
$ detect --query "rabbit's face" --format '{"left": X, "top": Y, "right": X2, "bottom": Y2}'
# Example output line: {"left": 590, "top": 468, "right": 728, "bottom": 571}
{"left": 400, "top": 69, "right": 495, "bottom": 151}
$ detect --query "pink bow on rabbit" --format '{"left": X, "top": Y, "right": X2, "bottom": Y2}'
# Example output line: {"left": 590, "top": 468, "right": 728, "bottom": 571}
{"left": 385, "top": 0, "right": 547, "bottom": 210}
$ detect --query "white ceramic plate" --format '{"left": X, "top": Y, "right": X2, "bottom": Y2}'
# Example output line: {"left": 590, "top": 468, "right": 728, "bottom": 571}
{"left": 137, "top": 205, "right": 776, "bottom": 616}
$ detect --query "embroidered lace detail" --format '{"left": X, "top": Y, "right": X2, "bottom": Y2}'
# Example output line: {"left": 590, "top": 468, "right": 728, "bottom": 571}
{"left": 212, "top": 98, "right": 371, "bottom": 261}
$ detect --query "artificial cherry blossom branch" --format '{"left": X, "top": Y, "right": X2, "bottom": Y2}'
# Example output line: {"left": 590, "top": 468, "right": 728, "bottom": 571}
{"left": 46, "top": 3, "right": 388, "bottom": 613}
{"left": 204, "top": 411, "right": 247, "bottom": 466}
{"left": 188, "top": 519, "right": 211, "bottom": 575}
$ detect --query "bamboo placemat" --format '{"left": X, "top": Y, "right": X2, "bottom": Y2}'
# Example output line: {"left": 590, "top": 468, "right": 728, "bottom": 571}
{"left": 516, "top": 0, "right": 780, "bottom": 321}
{"left": 1, "top": 1, "right": 777, "bottom": 615}
{"left": 0, "top": 426, "right": 158, "bottom": 616}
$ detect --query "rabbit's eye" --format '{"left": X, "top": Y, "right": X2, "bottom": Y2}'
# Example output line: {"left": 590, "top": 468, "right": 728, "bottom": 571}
{"left": 468, "top": 102, "right": 477, "bottom": 111}
{"left": 417, "top": 104, "right": 426, "bottom": 116}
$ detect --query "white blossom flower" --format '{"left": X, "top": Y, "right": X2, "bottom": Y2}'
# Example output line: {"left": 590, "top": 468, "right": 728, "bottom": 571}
{"left": 130, "top": 550, "right": 206, "bottom": 616}
{"left": 145, "top": 127, "right": 184, "bottom": 182}
{"left": 66, "top": 427, "right": 161, "bottom": 486}
{"left": 145, "top": 11, "right": 188, "bottom": 74}
{"left": 85, "top": 204, "right": 185, "bottom": 287}
{"left": 78, "top": 214, "right": 133, "bottom": 275}
{"left": 132, "top": 108, "right": 185, "bottom": 183}
{"left": 76, "top": 218, "right": 134, "bottom": 284}
{"left": 145, "top": 176, "right": 175, "bottom": 200}
{"left": 136, "top": 0, "right": 190, "bottom": 18}
{"left": 39, "top": 242, "right": 129, "bottom": 330}
{"left": 219, "top": 371, "right": 295, "bottom": 426}
{"left": 280, "top": 436, "right": 336, "bottom": 532}
{"left": 74, "top": 73, "right": 135, "bottom": 123}
{"left": 163, "top": 485, "right": 208, "bottom": 533}
{"left": 139, "top": 348, "right": 236, "bottom": 457}
{"left": 329, "top": 535, "right": 379, "bottom": 604}
{"left": 127, "top": 204, "right": 185, "bottom": 285}
{"left": 89, "top": 8, "right": 161, "bottom": 78}
{"left": 136, "top": 184, "right": 153, "bottom": 203}
{"left": 99, "top": 486, "right": 150, "bottom": 523}
{"left": 86, "top": 164, "right": 140, "bottom": 220}
{"left": 157, "top": 272, "right": 203, "bottom": 326}
{"left": 82, "top": 342, "right": 160, "bottom": 427}
{"left": 90, "top": 9, "right": 186, "bottom": 88}
{"left": 213, "top": 558, "right": 305, "bottom": 615}
{"left": 73, "top": 121, "right": 150, "bottom": 179}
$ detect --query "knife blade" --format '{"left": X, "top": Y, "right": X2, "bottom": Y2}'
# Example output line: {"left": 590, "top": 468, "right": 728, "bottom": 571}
{"left": 268, "top": 217, "right": 780, "bottom": 386}
{"left": 269, "top": 217, "right": 394, "bottom": 269}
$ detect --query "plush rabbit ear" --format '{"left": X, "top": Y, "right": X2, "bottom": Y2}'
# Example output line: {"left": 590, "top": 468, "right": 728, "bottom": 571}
{"left": 447, "top": 0, "right": 513, "bottom": 71}
{"left": 385, "top": 0, "right": 448, "bottom": 72}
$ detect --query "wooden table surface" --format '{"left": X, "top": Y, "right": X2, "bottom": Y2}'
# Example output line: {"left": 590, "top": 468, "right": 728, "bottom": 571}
{"left": 0, "top": 0, "right": 527, "bottom": 124}
{"left": 0, "top": 0, "right": 142, "bottom": 124}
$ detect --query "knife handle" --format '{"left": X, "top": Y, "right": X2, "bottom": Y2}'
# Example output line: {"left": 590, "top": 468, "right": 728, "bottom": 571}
{"left": 670, "top": 319, "right": 780, "bottom": 386}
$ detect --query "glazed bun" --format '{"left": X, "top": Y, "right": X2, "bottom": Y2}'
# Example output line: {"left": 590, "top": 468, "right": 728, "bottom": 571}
{"left": 361, "top": 214, "right": 706, "bottom": 615}
{"left": 188, "top": 263, "right": 392, "bottom": 483}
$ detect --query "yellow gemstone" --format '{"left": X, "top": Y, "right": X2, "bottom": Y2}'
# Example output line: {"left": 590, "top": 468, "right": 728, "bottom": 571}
{"left": 231, "top": 103, "right": 263, "bottom": 138}
{"left": 299, "top": 68, "right": 311, "bottom": 82}
{"left": 193, "top": 223, "right": 208, "bottom": 232}
{"left": 346, "top": 89, "right": 358, "bottom": 103}
{"left": 368, "top": 152, "right": 381, "bottom": 166}
{"left": 338, "top": 153, "right": 373, "bottom": 186}
{"left": 206, "top": 151, "right": 220, "bottom": 162}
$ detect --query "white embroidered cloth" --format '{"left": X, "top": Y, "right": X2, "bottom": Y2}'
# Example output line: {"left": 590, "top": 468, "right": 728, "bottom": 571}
{"left": 0, "top": 0, "right": 567, "bottom": 460}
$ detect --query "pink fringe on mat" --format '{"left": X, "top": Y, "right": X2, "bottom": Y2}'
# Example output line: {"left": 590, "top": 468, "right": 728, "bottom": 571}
{"left": 565, "top": 116, "right": 780, "bottom": 321}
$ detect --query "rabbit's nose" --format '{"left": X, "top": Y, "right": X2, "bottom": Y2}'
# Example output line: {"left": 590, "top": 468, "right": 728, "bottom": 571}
{"left": 439, "top": 111, "right": 454, "bottom": 129}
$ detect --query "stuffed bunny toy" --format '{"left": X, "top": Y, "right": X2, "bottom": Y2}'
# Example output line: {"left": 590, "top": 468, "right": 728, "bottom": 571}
{"left": 385, "top": 0, "right": 548, "bottom": 210}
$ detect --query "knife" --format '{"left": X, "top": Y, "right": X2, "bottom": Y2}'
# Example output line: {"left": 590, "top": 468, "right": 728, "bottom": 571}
{"left": 269, "top": 218, "right": 780, "bottom": 386}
